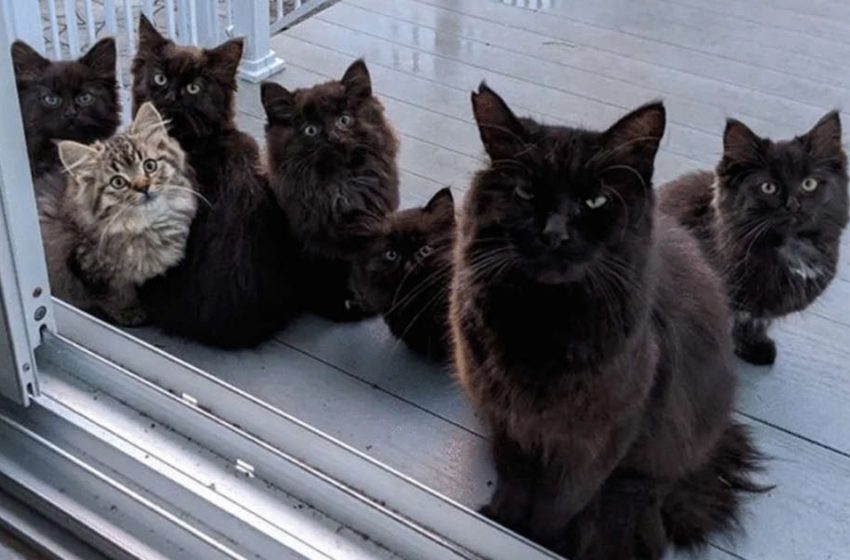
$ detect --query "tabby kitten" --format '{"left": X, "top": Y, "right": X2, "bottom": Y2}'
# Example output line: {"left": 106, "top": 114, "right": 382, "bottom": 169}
{"left": 351, "top": 188, "right": 455, "bottom": 361}
{"left": 133, "top": 15, "right": 297, "bottom": 347}
{"left": 12, "top": 38, "right": 120, "bottom": 179}
{"left": 262, "top": 60, "right": 400, "bottom": 321}
{"left": 38, "top": 102, "right": 196, "bottom": 326}
{"left": 451, "top": 85, "right": 762, "bottom": 559}
{"left": 659, "top": 113, "right": 849, "bottom": 365}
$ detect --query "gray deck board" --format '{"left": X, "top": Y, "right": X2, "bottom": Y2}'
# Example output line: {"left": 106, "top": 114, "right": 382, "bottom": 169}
{"left": 126, "top": 1, "right": 850, "bottom": 558}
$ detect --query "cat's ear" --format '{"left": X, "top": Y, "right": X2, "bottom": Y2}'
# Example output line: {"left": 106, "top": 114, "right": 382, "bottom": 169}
{"left": 58, "top": 140, "right": 100, "bottom": 173}
{"left": 138, "top": 14, "right": 169, "bottom": 55}
{"left": 424, "top": 187, "right": 455, "bottom": 222}
{"left": 802, "top": 111, "right": 844, "bottom": 164}
{"left": 722, "top": 118, "right": 764, "bottom": 166}
{"left": 341, "top": 59, "right": 372, "bottom": 100}
{"left": 261, "top": 82, "right": 295, "bottom": 123}
{"left": 130, "top": 102, "right": 168, "bottom": 141}
{"left": 207, "top": 38, "right": 243, "bottom": 82}
{"left": 78, "top": 37, "right": 116, "bottom": 79}
{"left": 11, "top": 41, "right": 50, "bottom": 81}
{"left": 471, "top": 82, "right": 528, "bottom": 162}
{"left": 602, "top": 101, "right": 665, "bottom": 164}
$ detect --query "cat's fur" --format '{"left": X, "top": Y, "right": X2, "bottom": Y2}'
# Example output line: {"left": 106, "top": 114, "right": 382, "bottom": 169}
{"left": 12, "top": 38, "right": 120, "bottom": 179}
{"left": 659, "top": 113, "right": 849, "bottom": 365}
{"left": 351, "top": 188, "right": 455, "bottom": 360}
{"left": 37, "top": 103, "right": 196, "bottom": 326}
{"left": 262, "top": 60, "right": 399, "bottom": 321}
{"left": 451, "top": 85, "right": 763, "bottom": 559}
{"left": 133, "top": 15, "right": 297, "bottom": 347}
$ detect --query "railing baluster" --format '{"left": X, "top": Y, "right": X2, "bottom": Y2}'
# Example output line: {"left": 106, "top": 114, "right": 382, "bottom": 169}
{"left": 142, "top": 0, "right": 154, "bottom": 18}
{"left": 46, "top": 0, "right": 62, "bottom": 58}
{"left": 275, "top": 0, "right": 283, "bottom": 22}
{"left": 165, "top": 0, "right": 176, "bottom": 38}
{"left": 123, "top": 0, "right": 134, "bottom": 53}
{"left": 187, "top": 0, "right": 198, "bottom": 45}
{"left": 104, "top": 0, "right": 118, "bottom": 36}
{"left": 83, "top": 0, "right": 95, "bottom": 46}
{"left": 62, "top": 0, "right": 80, "bottom": 57}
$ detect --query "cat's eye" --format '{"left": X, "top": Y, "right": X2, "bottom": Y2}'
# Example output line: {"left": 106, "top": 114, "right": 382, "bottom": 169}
{"left": 186, "top": 82, "right": 201, "bottom": 95}
{"left": 585, "top": 195, "right": 608, "bottom": 209}
{"left": 384, "top": 250, "right": 399, "bottom": 262}
{"left": 303, "top": 124, "right": 320, "bottom": 137}
{"left": 110, "top": 176, "right": 128, "bottom": 190}
{"left": 760, "top": 182, "right": 777, "bottom": 195}
{"left": 153, "top": 72, "right": 168, "bottom": 86}
{"left": 801, "top": 177, "right": 819, "bottom": 193}
{"left": 514, "top": 185, "right": 534, "bottom": 201}
{"left": 143, "top": 159, "right": 158, "bottom": 173}
{"left": 336, "top": 114, "right": 354, "bottom": 128}
{"left": 41, "top": 94, "right": 62, "bottom": 108}
{"left": 75, "top": 92, "right": 94, "bottom": 106}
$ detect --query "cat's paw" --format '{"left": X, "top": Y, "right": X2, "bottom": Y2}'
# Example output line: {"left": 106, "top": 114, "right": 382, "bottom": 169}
{"left": 112, "top": 306, "right": 150, "bottom": 327}
{"left": 735, "top": 335, "right": 777, "bottom": 366}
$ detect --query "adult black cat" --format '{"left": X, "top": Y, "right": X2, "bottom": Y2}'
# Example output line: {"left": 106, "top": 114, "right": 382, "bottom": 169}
{"left": 261, "top": 60, "right": 399, "bottom": 321}
{"left": 133, "top": 15, "right": 296, "bottom": 348}
{"left": 451, "top": 85, "right": 763, "bottom": 560}
{"left": 12, "top": 38, "right": 119, "bottom": 179}
{"left": 660, "top": 113, "right": 849, "bottom": 365}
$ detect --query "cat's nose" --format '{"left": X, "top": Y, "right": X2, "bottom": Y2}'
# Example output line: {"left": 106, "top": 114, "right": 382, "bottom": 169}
{"left": 63, "top": 106, "right": 76, "bottom": 118}
{"left": 132, "top": 179, "right": 151, "bottom": 193}
{"left": 542, "top": 214, "right": 569, "bottom": 249}
{"left": 786, "top": 197, "right": 801, "bottom": 213}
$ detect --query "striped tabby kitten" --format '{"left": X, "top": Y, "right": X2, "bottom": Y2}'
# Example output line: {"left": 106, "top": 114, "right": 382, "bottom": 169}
{"left": 38, "top": 102, "right": 197, "bottom": 326}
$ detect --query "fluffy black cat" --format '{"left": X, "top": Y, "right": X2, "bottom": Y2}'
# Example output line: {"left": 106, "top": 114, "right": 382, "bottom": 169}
{"left": 262, "top": 60, "right": 399, "bottom": 321}
{"left": 12, "top": 38, "right": 120, "bottom": 179}
{"left": 660, "top": 113, "right": 849, "bottom": 365}
{"left": 351, "top": 188, "right": 455, "bottom": 361}
{"left": 451, "top": 84, "right": 763, "bottom": 560}
{"left": 133, "top": 15, "right": 296, "bottom": 348}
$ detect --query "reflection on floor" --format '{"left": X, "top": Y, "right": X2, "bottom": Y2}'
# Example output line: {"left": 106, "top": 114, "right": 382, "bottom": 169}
{"left": 134, "top": 1, "right": 850, "bottom": 559}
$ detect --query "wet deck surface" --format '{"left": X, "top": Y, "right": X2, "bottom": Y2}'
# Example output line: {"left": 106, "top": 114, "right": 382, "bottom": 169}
{"left": 133, "top": 1, "right": 850, "bottom": 558}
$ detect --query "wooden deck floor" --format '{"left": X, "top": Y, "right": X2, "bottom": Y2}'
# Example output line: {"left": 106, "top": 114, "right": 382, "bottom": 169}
{"left": 134, "top": 1, "right": 850, "bottom": 558}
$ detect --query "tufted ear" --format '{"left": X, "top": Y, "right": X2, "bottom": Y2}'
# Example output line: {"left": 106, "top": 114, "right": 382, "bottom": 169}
{"left": 130, "top": 102, "right": 169, "bottom": 143}
{"left": 58, "top": 140, "right": 100, "bottom": 174}
{"left": 471, "top": 82, "right": 528, "bottom": 162}
{"left": 78, "top": 37, "right": 116, "bottom": 79}
{"left": 11, "top": 40, "right": 50, "bottom": 82}
{"left": 802, "top": 110, "right": 844, "bottom": 165}
{"left": 341, "top": 59, "right": 372, "bottom": 100}
{"left": 721, "top": 118, "right": 766, "bottom": 169}
{"left": 261, "top": 82, "right": 295, "bottom": 123}
{"left": 602, "top": 101, "right": 665, "bottom": 161}
{"left": 137, "top": 14, "right": 169, "bottom": 55}
{"left": 424, "top": 187, "right": 455, "bottom": 224}
{"left": 207, "top": 38, "right": 244, "bottom": 82}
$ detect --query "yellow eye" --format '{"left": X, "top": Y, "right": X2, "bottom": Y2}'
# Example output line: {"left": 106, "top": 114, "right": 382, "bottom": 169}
{"left": 186, "top": 82, "right": 201, "bottom": 95}
{"left": 515, "top": 185, "right": 534, "bottom": 201}
{"left": 585, "top": 195, "right": 608, "bottom": 209}
{"left": 760, "top": 182, "right": 777, "bottom": 195}
{"left": 801, "top": 177, "right": 819, "bottom": 192}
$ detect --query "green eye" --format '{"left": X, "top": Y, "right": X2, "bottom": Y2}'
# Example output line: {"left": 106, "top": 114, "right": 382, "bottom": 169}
{"left": 76, "top": 92, "right": 94, "bottom": 106}
{"left": 110, "top": 175, "right": 128, "bottom": 189}
{"left": 42, "top": 94, "right": 62, "bottom": 108}
{"left": 585, "top": 195, "right": 608, "bottom": 209}
{"left": 186, "top": 82, "right": 201, "bottom": 95}
{"left": 143, "top": 159, "right": 158, "bottom": 173}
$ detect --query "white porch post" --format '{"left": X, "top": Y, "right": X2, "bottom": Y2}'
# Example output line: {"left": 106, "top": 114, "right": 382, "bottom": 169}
{"left": 233, "top": 0, "right": 285, "bottom": 83}
{"left": 194, "top": 0, "right": 219, "bottom": 47}
{"left": 0, "top": 0, "right": 45, "bottom": 53}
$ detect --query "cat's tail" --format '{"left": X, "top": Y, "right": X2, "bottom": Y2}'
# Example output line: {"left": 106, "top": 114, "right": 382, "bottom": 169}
{"left": 661, "top": 422, "right": 769, "bottom": 550}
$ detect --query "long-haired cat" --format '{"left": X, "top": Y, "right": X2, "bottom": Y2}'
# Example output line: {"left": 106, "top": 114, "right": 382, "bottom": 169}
{"left": 351, "top": 188, "right": 455, "bottom": 361}
{"left": 451, "top": 85, "right": 763, "bottom": 560}
{"left": 37, "top": 102, "right": 196, "bottom": 326}
{"left": 659, "top": 113, "right": 849, "bottom": 365}
{"left": 133, "top": 15, "right": 297, "bottom": 347}
{"left": 12, "top": 38, "right": 120, "bottom": 179}
{"left": 261, "top": 60, "right": 399, "bottom": 321}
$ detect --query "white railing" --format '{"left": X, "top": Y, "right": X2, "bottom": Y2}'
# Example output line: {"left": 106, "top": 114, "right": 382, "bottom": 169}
{"left": 0, "top": 0, "right": 329, "bottom": 83}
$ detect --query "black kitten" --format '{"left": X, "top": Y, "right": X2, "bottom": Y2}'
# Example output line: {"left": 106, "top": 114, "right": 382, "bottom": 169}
{"left": 12, "top": 38, "right": 120, "bottom": 179}
{"left": 262, "top": 60, "right": 399, "bottom": 321}
{"left": 133, "top": 15, "right": 297, "bottom": 348}
{"left": 660, "top": 112, "right": 849, "bottom": 365}
{"left": 351, "top": 188, "right": 455, "bottom": 361}
{"left": 451, "top": 85, "right": 763, "bottom": 560}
